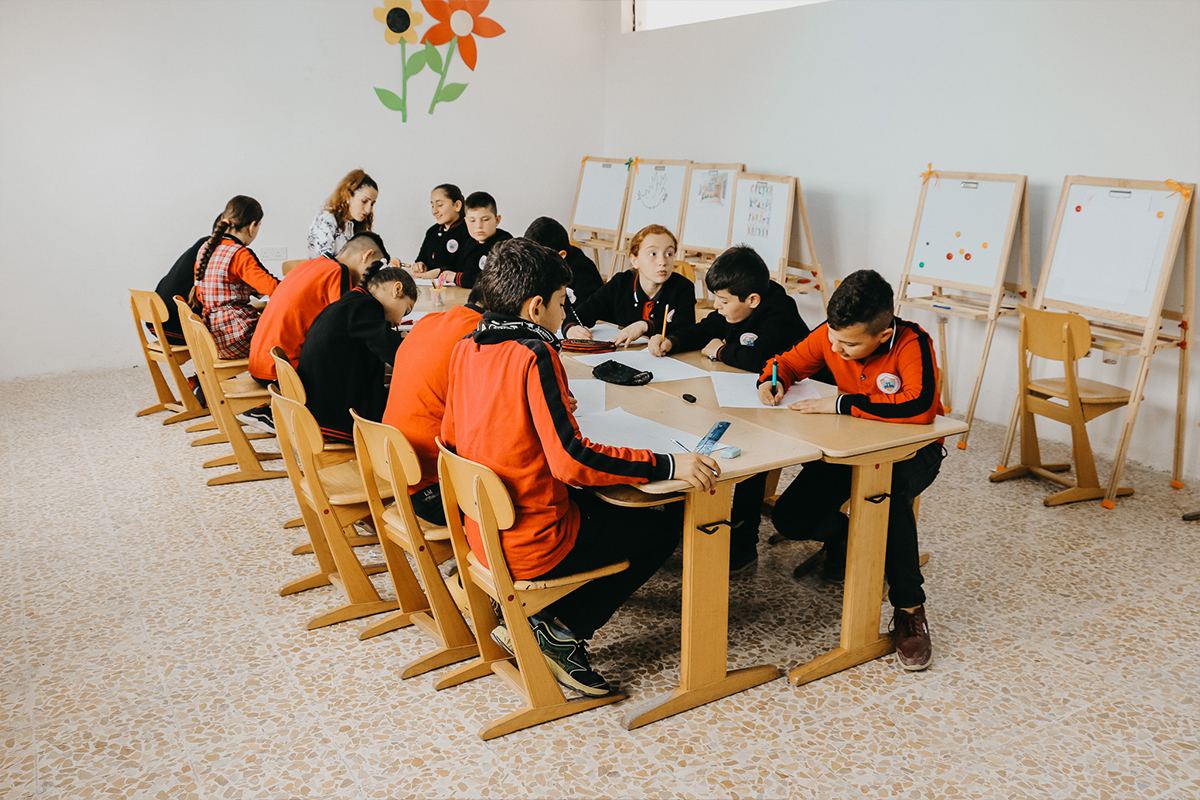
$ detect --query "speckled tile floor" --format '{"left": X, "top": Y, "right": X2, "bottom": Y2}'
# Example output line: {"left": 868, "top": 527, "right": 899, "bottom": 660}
{"left": 2, "top": 366, "right": 1199, "bottom": 800}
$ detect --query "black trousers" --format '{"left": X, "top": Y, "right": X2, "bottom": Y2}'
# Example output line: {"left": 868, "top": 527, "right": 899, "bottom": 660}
{"left": 537, "top": 488, "right": 682, "bottom": 640}
{"left": 771, "top": 441, "right": 946, "bottom": 609}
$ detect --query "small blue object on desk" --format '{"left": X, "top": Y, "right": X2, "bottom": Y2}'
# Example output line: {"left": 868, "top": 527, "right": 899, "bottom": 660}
{"left": 720, "top": 447, "right": 741, "bottom": 459}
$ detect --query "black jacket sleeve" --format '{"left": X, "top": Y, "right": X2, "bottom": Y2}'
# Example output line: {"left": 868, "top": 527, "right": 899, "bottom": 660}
{"left": 415, "top": 225, "right": 438, "bottom": 265}
{"left": 566, "top": 273, "right": 624, "bottom": 334}
{"left": 349, "top": 301, "right": 404, "bottom": 366}
{"left": 567, "top": 248, "right": 604, "bottom": 305}
{"left": 668, "top": 309, "right": 725, "bottom": 353}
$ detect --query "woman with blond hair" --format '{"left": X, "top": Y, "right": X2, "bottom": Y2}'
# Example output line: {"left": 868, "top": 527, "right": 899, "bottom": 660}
{"left": 307, "top": 169, "right": 378, "bottom": 257}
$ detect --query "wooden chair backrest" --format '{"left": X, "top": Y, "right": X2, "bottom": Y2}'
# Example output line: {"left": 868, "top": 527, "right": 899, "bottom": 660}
{"left": 271, "top": 346, "right": 305, "bottom": 402}
{"left": 1020, "top": 305, "right": 1091, "bottom": 364}
{"left": 673, "top": 260, "right": 696, "bottom": 284}
{"left": 351, "top": 411, "right": 423, "bottom": 492}
{"left": 435, "top": 439, "right": 515, "bottom": 531}
{"left": 180, "top": 303, "right": 222, "bottom": 367}
{"left": 129, "top": 289, "right": 175, "bottom": 347}
{"left": 270, "top": 387, "right": 326, "bottom": 464}
{"left": 281, "top": 259, "right": 304, "bottom": 275}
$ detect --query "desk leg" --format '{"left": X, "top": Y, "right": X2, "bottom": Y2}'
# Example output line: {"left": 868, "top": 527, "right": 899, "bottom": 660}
{"left": 790, "top": 460, "right": 895, "bottom": 686}
{"left": 623, "top": 483, "right": 780, "bottom": 729}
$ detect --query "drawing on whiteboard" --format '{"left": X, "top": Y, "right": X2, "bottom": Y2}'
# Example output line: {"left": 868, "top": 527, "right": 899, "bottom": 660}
{"left": 698, "top": 172, "right": 728, "bottom": 204}
{"left": 746, "top": 181, "right": 773, "bottom": 238}
{"left": 637, "top": 170, "right": 669, "bottom": 210}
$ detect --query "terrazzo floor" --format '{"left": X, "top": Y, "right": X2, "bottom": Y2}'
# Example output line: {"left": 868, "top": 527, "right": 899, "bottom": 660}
{"left": 2, "top": 365, "right": 1199, "bottom": 800}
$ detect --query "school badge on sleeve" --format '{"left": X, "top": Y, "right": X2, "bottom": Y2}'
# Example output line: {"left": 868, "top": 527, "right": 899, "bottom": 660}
{"left": 876, "top": 373, "right": 901, "bottom": 394}
{"left": 447, "top": 239, "right": 459, "bottom": 253}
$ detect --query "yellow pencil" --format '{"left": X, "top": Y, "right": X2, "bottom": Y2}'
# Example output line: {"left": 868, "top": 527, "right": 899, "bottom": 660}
{"left": 663, "top": 304, "right": 670, "bottom": 341}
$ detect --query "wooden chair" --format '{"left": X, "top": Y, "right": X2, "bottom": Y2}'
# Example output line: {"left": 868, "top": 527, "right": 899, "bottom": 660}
{"left": 991, "top": 306, "right": 1132, "bottom": 506}
{"left": 178, "top": 306, "right": 286, "bottom": 486}
{"left": 129, "top": 289, "right": 206, "bottom": 425}
{"left": 270, "top": 388, "right": 397, "bottom": 627}
{"left": 281, "top": 259, "right": 303, "bottom": 276}
{"left": 351, "top": 412, "right": 478, "bottom": 669}
{"left": 433, "top": 440, "right": 628, "bottom": 740}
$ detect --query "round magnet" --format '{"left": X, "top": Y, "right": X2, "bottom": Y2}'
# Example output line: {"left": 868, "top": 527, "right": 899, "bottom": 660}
{"left": 965, "top": 253, "right": 972, "bottom": 260}
{"left": 946, "top": 253, "right": 953, "bottom": 259}
{"left": 1158, "top": 211, "right": 1165, "bottom": 219}
{"left": 1075, "top": 205, "right": 1082, "bottom": 212}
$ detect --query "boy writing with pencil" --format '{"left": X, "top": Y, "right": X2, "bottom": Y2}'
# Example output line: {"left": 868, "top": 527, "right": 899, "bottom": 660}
{"left": 759, "top": 269, "right": 945, "bottom": 670}
{"left": 442, "top": 238, "right": 720, "bottom": 696}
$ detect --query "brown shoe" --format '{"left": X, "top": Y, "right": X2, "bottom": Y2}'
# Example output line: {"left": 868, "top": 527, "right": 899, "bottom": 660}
{"left": 891, "top": 605, "right": 933, "bottom": 671}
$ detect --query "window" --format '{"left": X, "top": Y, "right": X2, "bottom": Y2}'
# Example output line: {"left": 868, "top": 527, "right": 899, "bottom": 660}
{"left": 625, "top": 0, "right": 829, "bottom": 33}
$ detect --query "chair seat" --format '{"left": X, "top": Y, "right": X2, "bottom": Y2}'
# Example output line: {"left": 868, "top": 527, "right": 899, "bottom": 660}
{"left": 1029, "top": 377, "right": 1130, "bottom": 405}
{"left": 301, "top": 460, "right": 395, "bottom": 505}
{"left": 382, "top": 504, "right": 450, "bottom": 541}
{"left": 466, "top": 551, "right": 629, "bottom": 591}
{"left": 219, "top": 374, "right": 271, "bottom": 402}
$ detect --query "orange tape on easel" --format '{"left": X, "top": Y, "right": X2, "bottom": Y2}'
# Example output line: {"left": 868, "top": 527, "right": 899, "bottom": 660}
{"left": 626, "top": 157, "right": 643, "bottom": 175}
{"left": 1166, "top": 179, "right": 1191, "bottom": 201}
{"left": 582, "top": 156, "right": 590, "bottom": 167}
{"left": 920, "top": 163, "right": 939, "bottom": 186}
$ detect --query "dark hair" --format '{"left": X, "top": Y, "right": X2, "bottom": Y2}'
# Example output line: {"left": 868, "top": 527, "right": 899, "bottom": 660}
{"left": 325, "top": 169, "right": 378, "bottom": 230}
{"left": 338, "top": 231, "right": 390, "bottom": 264}
{"left": 524, "top": 216, "right": 570, "bottom": 253}
{"left": 478, "top": 238, "right": 572, "bottom": 317}
{"left": 464, "top": 191, "right": 497, "bottom": 214}
{"left": 826, "top": 269, "right": 895, "bottom": 334}
{"left": 705, "top": 245, "right": 769, "bottom": 300}
{"left": 433, "top": 183, "right": 464, "bottom": 208}
{"left": 195, "top": 195, "right": 263, "bottom": 284}
{"left": 361, "top": 261, "right": 418, "bottom": 300}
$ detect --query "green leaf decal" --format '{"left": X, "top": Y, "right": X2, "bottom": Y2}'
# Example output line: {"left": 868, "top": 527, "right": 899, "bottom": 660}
{"left": 374, "top": 87, "right": 405, "bottom": 112}
{"left": 424, "top": 42, "right": 442, "bottom": 73}
{"left": 439, "top": 82, "right": 467, "bottom": 102}
{"left": 406, "top": 50, "right": 426, "bottom": 76}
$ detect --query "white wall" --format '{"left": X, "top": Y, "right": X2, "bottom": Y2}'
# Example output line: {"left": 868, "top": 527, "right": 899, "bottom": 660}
{"left": 601, "top": 0, "right": 1200, "bottom": 479}
{"left": 0, "top": 0, "right": 607, "bottom": 379}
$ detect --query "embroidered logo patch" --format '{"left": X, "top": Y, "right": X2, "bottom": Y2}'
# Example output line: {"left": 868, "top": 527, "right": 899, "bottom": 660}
{"left": 739, "top": 332, "right": 759, "bottom": 346}
{"left": 479, "top": 255, "right": 487, "bottom": 268}
{"left": 447, "top": 239, "right": 459, "bottom": 254}
{"left": 876, "top": 372, "right": 901, "bottom": 394}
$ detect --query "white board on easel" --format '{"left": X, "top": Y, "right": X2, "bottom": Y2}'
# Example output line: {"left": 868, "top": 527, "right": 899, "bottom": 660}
{"left": 620, "top": 160, "right": 690, "bottom": 246}
{"left": 570, "top": 157, "right": 634, "bottom": 238}
{"left": 908, "top": 178, "right": 1025, "bottom": 289}
{"left": 729, "top": 173, "right": 795, "bottom": 280}
{"left": 679, "top": 164, "right": 742, "bottom": 256}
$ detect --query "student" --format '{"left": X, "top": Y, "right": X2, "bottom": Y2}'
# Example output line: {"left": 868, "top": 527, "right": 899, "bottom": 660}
{"left": 297, "top": 263, "right": 416, "bottom": 444}
{"left": 524, "top": 216, "right": 604, "bottom": 305}
{"left": 153, "top": 216, "right": 220, "bottom": 346}
{"left": 441, "top": 238, "right": 720, "bottom": 696}
{"left": 192, "top": 196, "right": 279, "bottom": 360}
{"left": 382, "top": 281, "right": 486, "bottom": 525}
{"left": 248, "top": 232, "right": 391, "bottom": 386}
{"left": 759, "top": 269, "right": 945, "bottom": 671}
{"left": 563, "top": 224, "right": 694, "bottom": 346}
{"left": 648, "top": 244, "right": 812, "bottom": 575}
{"left": 411, "top": 184, "right": 470, "bottom": 280}
{"left": 307, "top": 169, "right": 378, "bottom": 258}
{"left": 438, "top": 191, "right": 512, "bottom": 288}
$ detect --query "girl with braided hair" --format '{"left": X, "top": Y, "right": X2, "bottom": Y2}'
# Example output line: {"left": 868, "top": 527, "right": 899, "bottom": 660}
{"left": 192, "top": 196, "right": 280, "bottom": 360}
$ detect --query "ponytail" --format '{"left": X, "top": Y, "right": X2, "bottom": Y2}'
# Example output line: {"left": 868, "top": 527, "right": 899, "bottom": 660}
{"left": 361, "top": 260, "right": 418, "bottom": 300}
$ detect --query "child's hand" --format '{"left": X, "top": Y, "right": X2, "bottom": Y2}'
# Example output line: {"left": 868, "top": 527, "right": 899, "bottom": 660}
{"left": 568, "top": 395, "right": 578, "bottom": 413}
{"left": 758, "top": 382, "right": 785, "bottom": 406}
{"left": 422, "top": 267, "right": 442, "bottom": 280}
{"left": 440, "top": 271, "right": 457, "bottom": 285}
{"left": 701, "top": 339, "right": 724, "bottom": 360}
{"left": 412, "top": 261, "right": 428, "bottom": 274}
{"left": 612, "top": 321, "right": 649, "bottom": 347}
{"left": 790, "top": 396, "right": 838, "bottom": 414}
{"left": 673, "top": 452, "right": 721, "bottom": 491}
{"left": 565, "top": 324, "right": 593, "bottom": 341}
{"left": 648, "top": 335, "right": 672, "bottom": 357}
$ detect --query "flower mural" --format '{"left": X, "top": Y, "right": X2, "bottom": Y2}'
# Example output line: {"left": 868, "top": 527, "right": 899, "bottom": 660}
{"left": 372, "top": 0, "right": 505, "bottom": 120}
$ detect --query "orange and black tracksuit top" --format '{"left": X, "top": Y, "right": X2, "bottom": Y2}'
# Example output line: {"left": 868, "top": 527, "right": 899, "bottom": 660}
{"left": 248, "top": 256, "right": 351, "bottom": 382}
{"left": 759, "top": 318, "right": 944, "bottom": 424}
{"left": 442, "top": 313, "right": 675, "bottom": 580}
{"left": 382, "top": 303, "right": 484, "bottom": 494}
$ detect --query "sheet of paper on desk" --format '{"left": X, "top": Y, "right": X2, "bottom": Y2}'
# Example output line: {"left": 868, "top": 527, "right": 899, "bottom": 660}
{"left": 567, "top": 378, "right": 607, "bottom": 417}
{"left": 397, "top": 310, "right": 437, "bottom": 327}
{"left": 574, "top": 408, "right": 728, "bottom": 454}
{"left": 571, "top": 350, "right": 713, "bottom": 383}
{"left": 588, "top": 323, "right": 623, "bottom": 342}
{"left": 708, "top": 371, "right": 822, "bottom": 408}
{"left": 412, "top": 277, "right": 438, "bottom": 286}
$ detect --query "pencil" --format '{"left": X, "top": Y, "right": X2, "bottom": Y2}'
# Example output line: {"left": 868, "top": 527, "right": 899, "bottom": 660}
{"left": 663, "top": 305, "right": 670, "bottom": 341}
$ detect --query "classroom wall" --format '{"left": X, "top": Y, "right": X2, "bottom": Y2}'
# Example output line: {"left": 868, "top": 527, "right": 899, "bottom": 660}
{"left": 600, "top": 0, "right": 1200, "bottom": 481}
{"left": 0, "top": 0, "right": 607, "bottom": 380}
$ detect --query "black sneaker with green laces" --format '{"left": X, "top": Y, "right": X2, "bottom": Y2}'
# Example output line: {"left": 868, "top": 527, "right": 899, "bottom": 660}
{"left": 528, "top": 615, "right": 611, "bottom": 697}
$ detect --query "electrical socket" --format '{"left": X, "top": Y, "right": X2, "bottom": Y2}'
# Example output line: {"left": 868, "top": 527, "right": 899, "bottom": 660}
{"left": 259, "top": 246, "right": 287, "bottom": 261}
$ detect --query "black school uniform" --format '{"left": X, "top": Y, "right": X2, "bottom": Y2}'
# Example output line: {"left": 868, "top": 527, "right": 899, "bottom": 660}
{"left": 151, "top": 236, "right": 208, "bottom": 343}
{"left": 297, "top": 287, "right": 404, "bottom": 444}
{"left": 667, "top": 281, "right": 811, "bottom": 372}
{"left": 567, "top": 270, "right": 696, "bottom": 338}
{"left": 451, "top": 228, "right": 513, "bottom": 288}
{"left": 566, "top": 246, "right": 604, "bottom": 305}
{"left": 415, "top": 218, "right": 471, "bottom": 274}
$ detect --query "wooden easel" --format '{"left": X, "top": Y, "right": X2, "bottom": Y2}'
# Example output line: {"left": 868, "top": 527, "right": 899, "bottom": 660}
{"left": 998, "top": 176, "right": 1196, "bottom": 507}
{"left": 895, "top": 170, "right": 1032, "bottom": 448}
{"left": 567, "top": 156, "right": 635, "bottom": 279}
{"left": 677, "top": 162, "right": 744, "bottom": 302}
{"left": 609, "top": 158, "right": 692, "bottom": 278}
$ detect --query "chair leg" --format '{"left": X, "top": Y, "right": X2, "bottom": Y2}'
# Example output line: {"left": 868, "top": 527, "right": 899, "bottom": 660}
{"left": 478, "top": 693, "right": 625, "bottom": 741}
{"left": 395, "top": 547, "right": 478, "bottom": 678}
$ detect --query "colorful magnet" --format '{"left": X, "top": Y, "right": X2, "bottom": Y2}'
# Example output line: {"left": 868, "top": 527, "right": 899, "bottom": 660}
{"left": 1075, "top": 205, "right": 1082, "bottom": 212}
{"left": 965, "top": 253, "right": 971, "bottom": 260}
{"left": 919, "top": 262, "right": 925, "bottom": 268}
{"left": 959, "top": 248, "right": 965, "bottom": 254}
{"left": 955, "top": 231, "right": 961, "bottom": 237}
{"left": 946, "top": 253, "right": 953, "bottom": 260}
{"left": 982, "top": 242, "right": 988, "bottom": 248}
{"left": 1158, "top": 211, "right": 1165, "bottom": 219}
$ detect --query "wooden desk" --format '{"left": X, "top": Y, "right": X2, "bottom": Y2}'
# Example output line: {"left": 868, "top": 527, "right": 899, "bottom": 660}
{"left": 412, "top": 285, "right": 470, "bottom": 313}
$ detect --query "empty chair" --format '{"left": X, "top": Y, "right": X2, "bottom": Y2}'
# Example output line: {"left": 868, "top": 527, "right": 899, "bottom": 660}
{"left": 991, "top": 306, "right": 1132, "bottom": 506}
{"left": 129, "top": 289, "right": 206, "bottom": 424}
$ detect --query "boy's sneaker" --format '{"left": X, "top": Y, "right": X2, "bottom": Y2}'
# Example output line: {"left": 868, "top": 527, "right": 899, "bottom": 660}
{"left": 490, "top": 622, "right": 514, "bottom": 656}
{"left": 729, "top": 548, "right": 758, "bottom": 578}
{"left": 529, "top": 615, "right": 611, "bottom": 697}
{"left": 188, "top": 376, "right": 207, "bottom": 408}
{"left": 890, "top": 604, "right": 933, "bottom": 671}
{"left": 236, "top": 404, "right": 274, "bottom": 433}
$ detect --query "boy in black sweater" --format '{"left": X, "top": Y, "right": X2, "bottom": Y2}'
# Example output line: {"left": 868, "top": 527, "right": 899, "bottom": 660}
{"left": 524, "top": 216, "right": 605, "bottom": 305}
{"left": 441, "top": 191, "right": 512, "bottom": 289}
{"left": 650, "top": 245, "right": 813, "bottom": 577}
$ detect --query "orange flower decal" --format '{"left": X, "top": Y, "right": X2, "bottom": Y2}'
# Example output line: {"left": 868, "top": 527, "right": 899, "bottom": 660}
{"left": 422, "top": 0, "right": 505, "bottom": 71}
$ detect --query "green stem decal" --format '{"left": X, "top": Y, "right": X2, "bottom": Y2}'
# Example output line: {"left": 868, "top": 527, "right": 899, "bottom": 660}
{"left": 399, "top": 40, "right": 407, "bottom": 122}
{"left": 429, "top": 36, "right": 458, "bottom": 114}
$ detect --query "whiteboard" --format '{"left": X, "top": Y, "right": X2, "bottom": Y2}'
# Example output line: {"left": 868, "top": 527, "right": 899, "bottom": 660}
{"left": 1042, "top": 183, "right": 1182, "bottom": 319}
{"left": 679, "top": 166, "right": 740, "bottom": 252}
{"left": 571, "top": 158, "right": 632, "bottom": 233}
{"left": 729, "top": 174, "right": 794, "bottom": 272}
{"left": 621, "top": 161, "right": 689, "bottom": 243}
{"left": 908, "top": 178, "right": 1021, "bottom": 288}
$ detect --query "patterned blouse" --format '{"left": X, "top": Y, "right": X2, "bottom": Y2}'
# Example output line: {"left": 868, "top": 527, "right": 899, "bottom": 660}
{"left": 307, "top": 211, "right": 355, "bottom": 258}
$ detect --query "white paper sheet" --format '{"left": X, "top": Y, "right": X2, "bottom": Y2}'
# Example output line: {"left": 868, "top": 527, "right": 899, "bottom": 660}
{"left": 412, "top": 277, "right": 438, "bottom": 286}
{"left": 708, "top": 371, "right": 822, "bottom": 409}
{"left": 566, "top": 378, "right": 607, "bottom": 418}
{"left": 397, "top": 310, "right": 437, "bottom": 328}
{"left": 574, "top": 408, "right": 728, "bottom": 454}
{"left": 588, "top": 322, "right": 623, "bottom": 342}
{"left": 571, "top": 350, "right": 713, "bottom": 384}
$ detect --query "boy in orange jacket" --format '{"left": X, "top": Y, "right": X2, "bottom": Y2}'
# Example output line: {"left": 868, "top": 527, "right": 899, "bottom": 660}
{"left": 759, "top": 269, "right": 945, "bottom": 671}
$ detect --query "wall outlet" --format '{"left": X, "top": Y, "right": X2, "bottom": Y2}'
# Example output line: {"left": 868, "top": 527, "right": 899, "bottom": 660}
{"left": 259, "top": 246, "right": 287, "bottom": 261}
